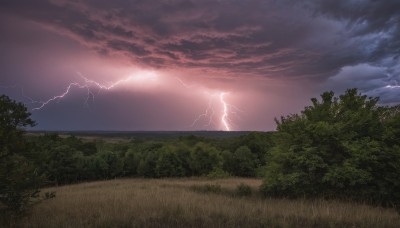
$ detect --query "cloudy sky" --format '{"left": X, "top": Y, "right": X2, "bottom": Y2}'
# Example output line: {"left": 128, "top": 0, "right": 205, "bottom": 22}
{"left": 0, "top": 0, "right": 399, "bottom": 131}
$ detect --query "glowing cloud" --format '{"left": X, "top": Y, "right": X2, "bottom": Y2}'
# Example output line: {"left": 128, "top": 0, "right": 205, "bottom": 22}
{"left": 23, "top": 71, "right": 240, "bottom": 131}
{"left": 30, "top": 70, "right": 160, "bottom": 111}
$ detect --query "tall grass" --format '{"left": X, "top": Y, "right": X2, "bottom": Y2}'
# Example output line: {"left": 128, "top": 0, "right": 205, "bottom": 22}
{"left": 11, "top": 178, "right": 400, "bottom": 227}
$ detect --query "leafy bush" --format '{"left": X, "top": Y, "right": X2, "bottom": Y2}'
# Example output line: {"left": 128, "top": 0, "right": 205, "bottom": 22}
{"left": 207, "top": 168, "right": 230, "bottom": 179}
{"left": 261, "top": 89, "right": 400, "bottom": 210}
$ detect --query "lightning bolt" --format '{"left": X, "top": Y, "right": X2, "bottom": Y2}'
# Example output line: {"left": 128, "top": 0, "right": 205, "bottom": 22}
{"left": 174, "top": 77, "right": 196, "bottom": 89}
{"left": 220, "top": 92, "right": 230, "bottom": 131}
{"left": 79, "top": 71, "right": 157, "bottom": 90}
{"left": 2, "top": 74, "right": 242, "bottom": 131}
{"left": 31, "top": 82, "right": 92, "bottom": 111}
{"left": 177, "top": 77, "right": 241, "bottom": 131}
{"left": 29, "top": 71, "right": 158, "bottom": 111}
{"left": 190, "top": 93, "right": 216, "bottom": 128}
{"left": 189, "top": 92, "right": 240, "bottom": 131}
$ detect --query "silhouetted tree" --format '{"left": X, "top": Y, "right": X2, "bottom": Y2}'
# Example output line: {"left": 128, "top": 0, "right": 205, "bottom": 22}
{"left": 0, "top": 95, "right": 42, "bottom": 213}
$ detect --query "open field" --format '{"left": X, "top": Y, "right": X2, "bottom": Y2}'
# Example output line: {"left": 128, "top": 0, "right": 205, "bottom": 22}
{"left": 12, "top": 178, "right": 400, "bottom": 228}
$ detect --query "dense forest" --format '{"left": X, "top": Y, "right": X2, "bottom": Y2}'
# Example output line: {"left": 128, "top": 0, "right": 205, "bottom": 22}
{"left": 1, "top": 88, "right": 400, "bottom": 214}
{"left": 25, "top": 131, "right": 272, "bottom": 183}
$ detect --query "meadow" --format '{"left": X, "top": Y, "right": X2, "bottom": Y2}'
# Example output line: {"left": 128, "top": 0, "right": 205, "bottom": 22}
{"left": 15, "top": 178, "right": 400, "bottom": 228}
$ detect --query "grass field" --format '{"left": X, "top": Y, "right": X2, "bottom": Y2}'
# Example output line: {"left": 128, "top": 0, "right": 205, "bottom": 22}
{"left": 11, "top": 178, "right": 400, "bottom": 227}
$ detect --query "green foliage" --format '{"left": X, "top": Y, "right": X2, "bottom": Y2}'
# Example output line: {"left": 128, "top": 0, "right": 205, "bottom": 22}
{"left": 65, "top": 136, "right": 97, "bottom": 156}
{"left": 207, "top": 168, "right": 230, "bottom": 179}
{"left": 0, "top": 95, "right": 41, "bottom": 213}
{"left": 83, "top": 155, "right": 108, "bottom": 180}
{"left": 21, "top": 124, "right": 273, "bottom": 185}
{"left": 235, "top": 132, "right": 273, "bottom": 165}
{"left": 123, "top": 149, "right": 140, "bottom": 176}
{"left": 137, "top": 151, "right": 158, "bottom": 178}
{"left": 231, "top": 146, "right": 258, "bottom": 177}
{"left": 155, "top": 145, "right": 189, "bottom": 177}
{"left": 45, "top": 145, "right": 81, "bottom": 185}
{"left": 190, "top": 142, "right": 222, "bottom": 176}
{"left": 261, "top": 89, "right": 400, "bottom": 209}
{"left": 0, "top": 95, "right": 35, "bottom": 134}
{"left": 98, "top": 150, "right": 124, "bottom": 179}
{"left": 0, "top": 154, "right": 42, "bottom": 213}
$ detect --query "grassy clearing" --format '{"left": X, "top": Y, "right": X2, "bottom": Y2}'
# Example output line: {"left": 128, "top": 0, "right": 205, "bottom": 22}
{"left": 10, "top": 178, "right": 400, "bottom": 227}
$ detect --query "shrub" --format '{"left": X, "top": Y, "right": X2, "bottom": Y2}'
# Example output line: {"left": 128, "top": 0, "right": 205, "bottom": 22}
{"left": 235, "top": 183, "right": 252, "bottom": 197}
{"left": 207, "top": 168, "right": 230, "bottom": 179}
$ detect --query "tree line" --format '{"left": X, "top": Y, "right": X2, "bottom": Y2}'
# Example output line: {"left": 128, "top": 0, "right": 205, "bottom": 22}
{"left": 25, "top": 132, "right": 272, "bottom": 186}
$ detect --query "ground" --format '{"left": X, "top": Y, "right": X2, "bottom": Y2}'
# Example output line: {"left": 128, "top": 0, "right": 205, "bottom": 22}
{"left": 10, "top": 178, "right": 399, "bottom": 227}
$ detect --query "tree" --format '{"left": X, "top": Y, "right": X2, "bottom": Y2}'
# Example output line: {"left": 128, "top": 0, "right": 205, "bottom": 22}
{"left": 135, "top": 142, "right": 163, "bottom": 178}
{"left": 0, "top": 95, "right": 41, "bottom": 213}
{"left": 155, "top": 145, "right": 186, "bottom": 177}
{"left": 0, "top": 95, "right": 35, "bottom": 158}
{"left": 190, "top": 142, "right": 222, "bottom": 176}
{"left": 230, "top": 146, "right": 258, "bottom": 177}
{"left": 137, "top": 151, "right": 158, "bottom": 178}
{"left": 45, "top": 145, "right": 81, "bottom": 185}
{"left": 236, "top": 132, "right": 273, "bottom": 165}
{"left": 261, "top": 89, "right": 400, "bottom": 210}
{"left": 123, "top": 149, "right": 141, "bottom": 176}
{"left": 98, "top": 150, "right": 124, "bottom": 179}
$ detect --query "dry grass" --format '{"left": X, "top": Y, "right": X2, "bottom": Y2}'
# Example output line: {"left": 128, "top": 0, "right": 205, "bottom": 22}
{"left": 10, "top": 178, "right": 400, "bottom": 227}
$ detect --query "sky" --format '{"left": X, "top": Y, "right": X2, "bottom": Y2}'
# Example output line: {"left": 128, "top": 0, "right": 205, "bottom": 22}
{"left": 0, "top": 0, "right": 399, "bottom": 131}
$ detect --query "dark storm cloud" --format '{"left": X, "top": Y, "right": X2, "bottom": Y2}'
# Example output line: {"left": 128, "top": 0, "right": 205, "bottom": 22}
{"left": 305, "top": 0, "right": 400, "bottom": 103}
{"left": 1, "top": 0, "right": 399, "bottom": 95}
{"left": 107, "top": 40, "right": 150, "bottom": 57}
{"left": 308, "top": 0, "right": 400, "bottom": 59}
{"left": 0, "top": 1, "right": 323, "bottom": 76}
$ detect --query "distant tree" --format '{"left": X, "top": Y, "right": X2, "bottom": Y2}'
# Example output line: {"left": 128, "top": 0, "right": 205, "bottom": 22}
{"left": 65, "top": 136, "right": 97, "bottom": 156}
{"left": 155, "top": 145, "right": 186, "bottom": 177}
{"left": 123, "top": 149, "right": 141, "bottom": 176}
{"left": 45, "top": 145, "right": 81, "bottom": 185}
{"left": 137, "top": 151, "right": 158, "bottom": 178}
{"left": 0, "top": 95, "right": 42, "bottom": 213}
{"left": 236, "top": 132, "right": 273, "bottom": 165}
{"left": 174, "top": 143, "right": 192, "bottom": 176}
{"left": 190, "top": 142, "right": 222, "bottom": 176}
{"left": 231, "top": 146, "right": 258, "bottom": 177}
{"left": 261, "top": 89, "right": 400, "bottom": 210}
{"left": 135, "top": 142, "right": 163, "bottom": 178}
{"left": 98, "top": 150, "right": 124, "bottom": 179}
{"left": 87, "top": 155, "right": 108, "bottom": 180}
